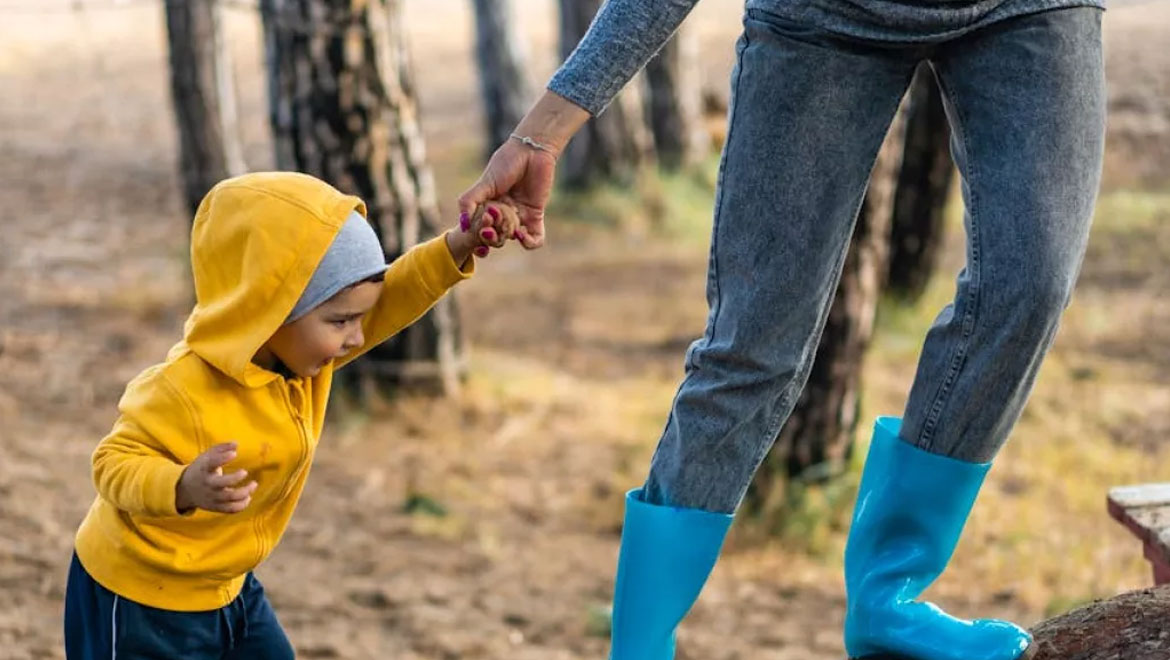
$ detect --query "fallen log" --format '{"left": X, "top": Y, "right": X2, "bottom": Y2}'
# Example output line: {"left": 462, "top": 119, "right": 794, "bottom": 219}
{"left": 1030, "top": 585, "right": 1170, "bottom": 659}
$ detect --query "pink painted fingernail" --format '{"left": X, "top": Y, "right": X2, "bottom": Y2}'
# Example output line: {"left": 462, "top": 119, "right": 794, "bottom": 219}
{"left": 486, "top": 206, "right": 500, "bottom": 221}
{"left": 474, "top": 246, "right": 490, "bottom": 258}
{"left": 459, "top": 211, "right": 470, "bottom": 232}
{"left": 481, "top": 228, "right": 497, "bottom": 242}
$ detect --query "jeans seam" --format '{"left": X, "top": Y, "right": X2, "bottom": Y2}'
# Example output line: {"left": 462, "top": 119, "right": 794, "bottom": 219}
{"left": 649, "top": 26, "right": 751, "bottom": 509}
{"left": 920, "top": 62, "right": 982, "bottom": 450}
{"left": 703, "top": 25, "right": 752, "bottom": 356}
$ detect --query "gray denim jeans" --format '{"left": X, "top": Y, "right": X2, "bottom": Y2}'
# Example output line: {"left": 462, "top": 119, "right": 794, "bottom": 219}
{"left": 642, "top": 7, "right": 1105, "bottom": 513}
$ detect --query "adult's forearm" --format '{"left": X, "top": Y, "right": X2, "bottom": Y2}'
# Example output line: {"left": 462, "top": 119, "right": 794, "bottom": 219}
{"left": 511, "top": 90, "right": 592, "bottom": 157}
{"left": 547, "top": 0, "right": 702, "bottom": 116}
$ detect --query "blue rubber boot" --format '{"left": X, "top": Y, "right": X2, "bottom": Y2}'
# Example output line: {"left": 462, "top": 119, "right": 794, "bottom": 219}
{"left": 844, "top": 417, "right": 1033, "bottom": 660}
{"left": 608, "top": 488, "right": 733, "bottom": 660}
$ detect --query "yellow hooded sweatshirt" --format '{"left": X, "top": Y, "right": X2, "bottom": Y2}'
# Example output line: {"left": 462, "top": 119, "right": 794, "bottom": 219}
{"left": 74, "top": 172, "right": 472, "bottom": 611}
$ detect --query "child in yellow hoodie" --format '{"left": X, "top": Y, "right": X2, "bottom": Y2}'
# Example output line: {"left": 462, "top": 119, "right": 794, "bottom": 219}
{"left": 64, "top": 172, "right": 518, "bottom": 659}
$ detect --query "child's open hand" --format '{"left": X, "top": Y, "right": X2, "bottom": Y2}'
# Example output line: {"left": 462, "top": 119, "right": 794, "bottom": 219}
{"left": 175, "top": 442, "right": 258, "bottom": 514}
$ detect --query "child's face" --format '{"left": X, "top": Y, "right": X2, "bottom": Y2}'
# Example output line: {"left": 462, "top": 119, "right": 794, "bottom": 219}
{"left": 257, "top": 281, "right": 382, "bottom": 378}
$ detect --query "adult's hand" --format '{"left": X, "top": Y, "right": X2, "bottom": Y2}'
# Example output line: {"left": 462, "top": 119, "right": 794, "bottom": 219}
{"left": 457, "top": 91, "right": 591, "bottom": 250}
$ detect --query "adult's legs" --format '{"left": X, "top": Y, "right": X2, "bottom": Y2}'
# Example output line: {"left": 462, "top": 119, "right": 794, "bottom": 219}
{"left": 609, "top": 11, "right": 918, "bottom": 659}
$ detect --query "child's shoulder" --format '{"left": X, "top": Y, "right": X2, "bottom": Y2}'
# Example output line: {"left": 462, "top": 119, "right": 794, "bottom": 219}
{"left": 118, "top": 344, "right": 224, "bottom": 410}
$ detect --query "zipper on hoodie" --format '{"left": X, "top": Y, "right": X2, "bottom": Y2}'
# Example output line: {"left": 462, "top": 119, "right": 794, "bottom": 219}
{"left": 281, "top": 380, "right": 312, "bottom": 499}
{"left": 250, "top": 379, "right": 311, "bottom": 569}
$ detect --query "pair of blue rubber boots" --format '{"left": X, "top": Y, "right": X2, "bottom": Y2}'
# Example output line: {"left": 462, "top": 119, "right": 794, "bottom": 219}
{"left": 608, "top": 417, "right": 1033, "bottom": 660}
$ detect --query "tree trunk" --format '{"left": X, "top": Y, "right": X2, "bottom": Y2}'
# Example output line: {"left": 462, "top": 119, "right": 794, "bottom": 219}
{"left": 743, "top": 102, "right": 909, "bottom": 518}
{"left": 557, "top": 0, "right": 652, "bottom": 189}
{"left": 643, "top": 27, "right": 707, "bottom": 171}
{"left": 261, "top": 0, "right": 297, "bottom": 172}
{"left": 1030, "top": 586, "right": 1170, "bottom": 659}
{"left": 163, "top": 0, "right": 245, "bottom": 216}
{"left": 887, "top": 64, "right": 953, "bottom": 301}
{"left": 261, "top": 0, "right": 464, "bottom": 397}
{"left": 470, "top": 0, "right": 532, "bottom": 162}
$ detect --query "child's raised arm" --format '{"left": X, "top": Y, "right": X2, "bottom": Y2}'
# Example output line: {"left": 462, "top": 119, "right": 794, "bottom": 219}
{"left": 335, "top": 201, "right": 519, "bottom": 368}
